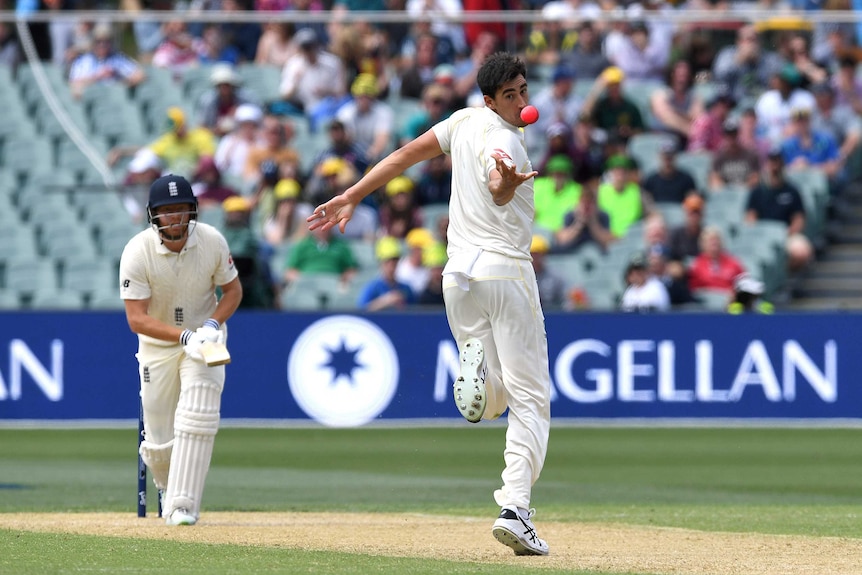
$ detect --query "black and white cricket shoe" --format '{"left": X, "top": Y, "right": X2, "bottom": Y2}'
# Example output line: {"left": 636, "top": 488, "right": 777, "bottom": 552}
{"left": 492, "top": 506, "right": 549, "bottom": 556}
{"left": 454, "top": 338, "right": 486, "bottom": 423}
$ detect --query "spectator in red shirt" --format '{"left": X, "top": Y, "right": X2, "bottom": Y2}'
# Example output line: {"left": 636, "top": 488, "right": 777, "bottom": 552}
{"left": 688, "top": 225, "right": 746, "bottom": 294}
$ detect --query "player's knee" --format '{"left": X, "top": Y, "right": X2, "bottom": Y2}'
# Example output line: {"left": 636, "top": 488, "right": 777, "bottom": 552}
{"left": 175, "top": 381, "right": 222, "bottom": 436}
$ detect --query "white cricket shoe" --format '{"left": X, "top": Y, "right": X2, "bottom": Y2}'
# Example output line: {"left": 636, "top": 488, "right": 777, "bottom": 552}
{"left": 492, "top": 506, "right": 549, "bottom": 556}
{"left": 454, "top": 338, "right": 486, "bottom": 423}
{"left": 165, "top": 508, "right": 197, "bottom": 526}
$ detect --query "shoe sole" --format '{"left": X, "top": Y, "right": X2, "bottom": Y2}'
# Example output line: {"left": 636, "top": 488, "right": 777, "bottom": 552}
{"left": 492, "top": 524, "right": 548, "bottom": 556}
{"left": 454, "top": 338, "right": 486, "bottom": 423}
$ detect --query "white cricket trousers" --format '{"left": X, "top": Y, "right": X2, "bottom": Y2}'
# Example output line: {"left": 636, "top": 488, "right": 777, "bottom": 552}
{"left": 443, "top": 251, "right": 552, "bottom": 511}
{"left": 138, "top": 342, "right": 225, "bottom": 517}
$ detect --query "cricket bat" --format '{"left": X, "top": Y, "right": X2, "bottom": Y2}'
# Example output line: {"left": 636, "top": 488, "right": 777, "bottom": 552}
{"left": 200, "top": 341, "right": 231, "bottom": 367}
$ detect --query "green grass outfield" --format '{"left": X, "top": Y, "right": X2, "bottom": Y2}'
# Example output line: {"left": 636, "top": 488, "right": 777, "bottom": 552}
{"left": 1, "top": 426, "right": 862, "bottom": 574}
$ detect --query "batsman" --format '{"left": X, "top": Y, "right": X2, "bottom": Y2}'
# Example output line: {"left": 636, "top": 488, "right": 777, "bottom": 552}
{"left": 120, "top": 174, "right": 242, "bottom": 526}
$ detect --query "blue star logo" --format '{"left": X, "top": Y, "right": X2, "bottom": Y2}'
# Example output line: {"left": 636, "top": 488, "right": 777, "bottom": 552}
{"left": 322, "top": 338, "right": 364, "bottom": 382}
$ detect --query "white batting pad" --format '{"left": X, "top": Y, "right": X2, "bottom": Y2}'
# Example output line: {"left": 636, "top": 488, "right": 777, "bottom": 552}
{"left": 164, "top": 381, "right": 222, "bottom": 518}
{"left": 139, "top": 439, "right": 173, "bottom": 490}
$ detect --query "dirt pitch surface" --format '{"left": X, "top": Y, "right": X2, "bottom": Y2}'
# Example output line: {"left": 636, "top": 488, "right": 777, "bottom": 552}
{"left": 2, "top": 512, "right": 860, "bottom": 575}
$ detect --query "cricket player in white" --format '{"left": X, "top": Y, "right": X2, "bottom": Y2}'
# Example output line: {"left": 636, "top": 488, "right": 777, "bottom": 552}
{"left": 308, "top": 53, "right": 551, "bottom": 556}
{"left": 121, "top": 174, "right": 242, "bottom": 526}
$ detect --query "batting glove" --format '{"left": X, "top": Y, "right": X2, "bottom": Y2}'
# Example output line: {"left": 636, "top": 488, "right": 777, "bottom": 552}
{"left": 182, "top": 332, "right": 208, "bottom": 363}
{"left": 196, "top": 319, "right": 224, "bottom": 344}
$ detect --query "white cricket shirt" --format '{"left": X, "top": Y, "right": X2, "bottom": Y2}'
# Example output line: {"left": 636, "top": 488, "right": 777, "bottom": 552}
{"left": 120, "top": 222, "right": 239, "bottom": 347}
{"left": 432, "top": 106, "right": 534, "bottom": 262}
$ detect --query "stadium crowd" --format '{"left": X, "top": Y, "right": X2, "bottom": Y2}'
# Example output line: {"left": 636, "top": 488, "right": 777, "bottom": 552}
{"left": 5, "top": 0, "right": 862, "bottom": 313}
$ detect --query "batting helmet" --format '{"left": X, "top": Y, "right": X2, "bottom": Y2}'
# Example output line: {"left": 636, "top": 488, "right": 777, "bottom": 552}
{"left": 147, "top": 174, "right": 198, "bottom": 240}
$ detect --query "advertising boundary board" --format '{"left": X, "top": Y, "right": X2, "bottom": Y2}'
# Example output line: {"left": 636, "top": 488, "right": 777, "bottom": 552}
{"left": 0, "top": 311, "right": 855, "bottom": 426}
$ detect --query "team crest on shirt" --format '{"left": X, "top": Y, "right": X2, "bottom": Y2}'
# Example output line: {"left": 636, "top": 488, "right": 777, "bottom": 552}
{"left": 492, "top": 148, "right": 515, "bottom": 168}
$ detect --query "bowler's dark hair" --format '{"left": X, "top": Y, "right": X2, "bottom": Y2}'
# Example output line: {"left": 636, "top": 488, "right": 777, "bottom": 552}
{"left": 477, "top": 52, "right": 527, "bottom": 98}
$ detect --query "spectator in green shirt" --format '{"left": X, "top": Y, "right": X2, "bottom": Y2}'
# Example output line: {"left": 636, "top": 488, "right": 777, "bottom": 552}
{"left": 581, "top": 66, "right": 645, "bottom": 143}
{"left": 283, "top": 225, "right": 358, "bottom": 288}
{"left": 533, "top": 154, "right": 582, "bottom": 234}
{"left": 597, "top": 153, "right": 645, "bottom": 238}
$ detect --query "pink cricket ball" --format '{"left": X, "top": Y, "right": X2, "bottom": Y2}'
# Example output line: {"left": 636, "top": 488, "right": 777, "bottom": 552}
{"left": 520, "top": 105, "right": 539, "bottom": 125}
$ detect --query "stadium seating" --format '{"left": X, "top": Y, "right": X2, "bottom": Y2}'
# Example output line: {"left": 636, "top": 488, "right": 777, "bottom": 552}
{"left": 280, "top": 273, "right": 344, "bottom": 310}
{"left": 28, "top": 288, "right": 85, "bottom": 310}
{"left": 0, "top": 54, "right": 839, "bottom": 312}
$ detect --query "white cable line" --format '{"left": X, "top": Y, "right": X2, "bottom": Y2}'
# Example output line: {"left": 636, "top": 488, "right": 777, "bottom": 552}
{"left": 15, "top": 19, "right": 117, "bottom": 189}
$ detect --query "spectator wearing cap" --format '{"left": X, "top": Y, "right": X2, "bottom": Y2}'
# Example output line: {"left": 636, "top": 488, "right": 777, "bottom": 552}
{"left": 687, "top": 226, "right": 747, "bottom": 295}
{"left": 68, "top": 23, "right": 146, "bottom": 100}
{"left": 335, "top": 73, "right": 394, "bottom": 163}
{"left": 642, "top": 141, "right": 698, "bottom": 205}
{"left": 581, "top": 66, "right": 645, "bottom": 142}
{"left": 605, "top": 20, "right": 669, "bottom": 82}
{"left": 560, "top": 21, "right": 609, "bottom": 81}
{"left": 530, "top": 235, "right": 566, "bottom": 310}
{"left": 191, "top": 156, "right": 240, "bottom": 210}
{"left": 781, "top": 106, "right": 844, "bottom": 193}
{"left": 755, "top": 64, "right": 816, "bottom": 148}
{"left": 283, "top": 223, "right": 358, "bottom": 288}
{"left": 396, "top": 227, "right": 435, "bottom": 297}
{"left": 303, "top": 156, "right": 359, "bottom": 210}
{"left": 379, "top": 175, "right": 423, "bottom": 239}
{"left": 668, "top": 193, "right": 706, "bottom": 263}
{"left": 687, "top": 89, "right": 735, "bottom": 153}
{"left": 306, "top": 119, "right": 371, "bottom": 194}
{"left": 712, "top": 25, "right": 784, "bottom": 103}
{"left": 553, "top": 171, "right": 613, "bottom": 254}
{"left": 529, "top": 64, "right": 582, "bottom": 144}
{"left": 262, "top": 178, "right": 312, "bottom": 245}
{"left": 810, "top": 82, "right": 862, "bottom": 171}
{"left": 195, "top": 63, "right": 261, "bottom": 137}
{"left": 215, "top": 103, "right": 264, "bottom": 182}
{"left": 728, "top": 273, "right": 774, "bottom": 314}
{"left": 124, "top": 148, "right": 164, "bottom": 188}
{"left": 357, "top": 237, "right": 416, "bottom": 311}
{"left": 278, "top": 27, "right": 349, "bottom": 131}
{"left": 399, "top": 83, "right": 454, "bottom": 149}
{"left": 533, "top": 155, "right": 582, "bottom": 235}
{"left": 221, "top": 195, "right": 276, "bottom": 309}
{"left": 107, "top": 107, "right": 216, "bottom": 178}
{"left": 650, "top": 60, "right": 702, "bottom": 146}
{"left": 416, "top": 242, "right": 448, "bottom": 307}
{"left": 620, "top": 252, "right": 671, "bottom": 313}
{"left": 243, "top": 114, "right": 301, "bottom": 186}
{"left": 598, "top": 153, "right": 645, "bottom": 238}
{"left": 745, "top": 148, "right": 814, "bottom": 273}
{"left": 709, "top": 116, "right": 761, "bottom": 191}
{"left": 121, "top": 148, "right": 164, "bottom": 222}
